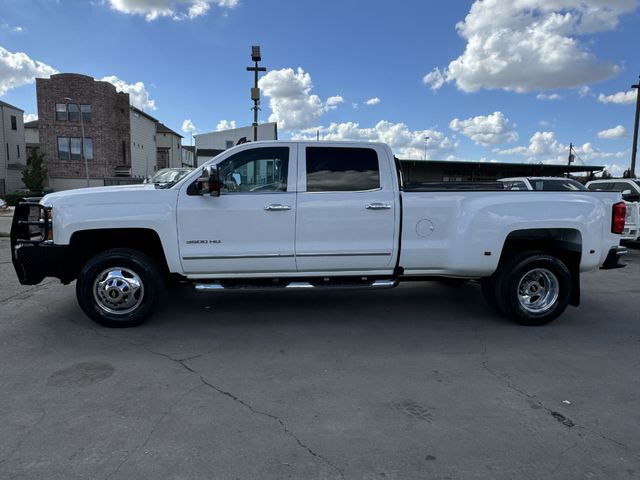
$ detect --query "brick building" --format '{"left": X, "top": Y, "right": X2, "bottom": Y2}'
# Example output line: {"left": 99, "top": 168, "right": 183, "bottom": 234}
{"left": 35, "top": 73, "right": 181, "bottom": 191}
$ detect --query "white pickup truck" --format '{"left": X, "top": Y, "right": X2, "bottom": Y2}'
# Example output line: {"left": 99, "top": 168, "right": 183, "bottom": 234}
{"left": 11, "top": 141, "right": 627, "bottom": 328}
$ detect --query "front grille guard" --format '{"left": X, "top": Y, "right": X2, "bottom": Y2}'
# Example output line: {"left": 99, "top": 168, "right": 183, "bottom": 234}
{"left": 10, "top": 199, "right": 49, "bottom": 249}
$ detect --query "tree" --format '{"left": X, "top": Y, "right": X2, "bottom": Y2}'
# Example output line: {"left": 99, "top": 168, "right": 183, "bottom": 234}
{"left": 600, "top": 169, "right": 612, "bottom": 179}
{"left": 622, "top": 168, "right": 632, "bottom": 178}
{"left": 21, "top": 150, "right": 48, "bottom": 193}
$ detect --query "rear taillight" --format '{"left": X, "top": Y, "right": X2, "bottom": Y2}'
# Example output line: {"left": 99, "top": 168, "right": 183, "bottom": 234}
{"left": 612, "top": 202, "right": 626, "bottom": 234}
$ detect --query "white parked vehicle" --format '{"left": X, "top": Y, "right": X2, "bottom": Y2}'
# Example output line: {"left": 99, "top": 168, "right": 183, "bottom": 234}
{"left": 11, "top": 142, "right": 627, "bottom": 328}
{"left": 499, "top": 177, "right": 587, "bottom": 191}
{"left": 586, "top": 179, "right": 640, "bottom": 241}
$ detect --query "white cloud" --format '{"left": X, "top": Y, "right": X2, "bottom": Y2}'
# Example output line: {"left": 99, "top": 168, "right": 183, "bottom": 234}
{"left": 0, "top": 46, "right": 57, "bottom": 96}
{"left": 101, "top": 75, "right": 156, "bottom": 110}
{"left": 365, "top": 97, "right": 381, "bottom": 106}
{"left": 597, "top": 125, "right": 628, "bottom": 139}
{"left": 325, "top": 95, "right": 344, "bottom": 111}
{"left": 497, "top": 130, "right": 627, "bottom": 164}
{"left": 216, "top": 119, "right": 237, "bottom": 131}
{"left": 423, "top": 67, "right": 445, "bottom": 91}
{"left": 597, "top": 90, "right": 636, "bottom": 105}
{"left": 23, "top": 113, "right": 37, "bottom": 123}
{"left": 424, "top": 0, "right": 639, "bottom": 93}
{"left": 292, "top": 120, "right": 457, "bottom": 160}
{"left": 182, "top": 118, "right": 197, "bottom": 134}
{"left": 259, "top": 67, "right": 338, "bottom": 130}
{"left": 536, "top": 93, "right": 563, "bottom": 100}
{"left": 449, "top": 111, "right": 518, "bottom": 146}
{"left": 106, "top": 0, "right": 238, "bottom": 21}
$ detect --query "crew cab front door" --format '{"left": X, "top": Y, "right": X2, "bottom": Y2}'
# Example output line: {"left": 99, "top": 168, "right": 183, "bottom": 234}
{"left": 177, "top": 145, "right": 297, "bottom": 275}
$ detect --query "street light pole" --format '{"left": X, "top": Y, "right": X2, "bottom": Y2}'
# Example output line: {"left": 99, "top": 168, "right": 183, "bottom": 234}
{"left": 630, "top": 75, "right": 640, "bottom": 178}
{"left": 65, "top": 97, "right": 89, "bottom": 187}
{"left": 424, "top": 136, "right": 430, "bottom": 160}
{"left": 246, "top": 46, "right": 266, "bottom": 142}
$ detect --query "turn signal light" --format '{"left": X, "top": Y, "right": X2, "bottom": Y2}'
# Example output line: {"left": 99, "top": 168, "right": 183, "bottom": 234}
{"left": 612, "top": 202, "right": 626, "bottom": 234}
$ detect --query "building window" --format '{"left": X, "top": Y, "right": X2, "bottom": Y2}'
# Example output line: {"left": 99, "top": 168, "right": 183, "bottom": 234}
{"left": 17, "top": 144, "right": 20, "bottom": 159}
{"left": 68, "top": 103, "right": 80, "bottom": 123}
{"left": 81, "top": 104, "right": 91, "bottom": 123}
{"left": 11, "top": 115, "right": 17, "bottom": 130}
{"left": 5, "top": 143, "right": 8, "bottom": 161}
{"left": 122, "top": 141, "right": 127, "bottom": 164}
{"left": 226, "top": 140, "right": 234, "bottom": 149}
{"left": 83, "top": 137, "right": 93, "bottom": 160}
{"left": 69, "top": 138, "right": 81, "bottom": 160}
{"left": 56, "top": 104, "right": 67, "bottom": 121}
{"left": 57, "top": 137, "right": 69, "bottom": 160}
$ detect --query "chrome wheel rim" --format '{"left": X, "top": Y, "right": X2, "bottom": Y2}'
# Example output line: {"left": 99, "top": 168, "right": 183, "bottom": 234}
{"left": 93, "top": 267, "right": 144, "bottom": 315}
{"left": 517, "top": 268, "right": 559, "bottom": 314}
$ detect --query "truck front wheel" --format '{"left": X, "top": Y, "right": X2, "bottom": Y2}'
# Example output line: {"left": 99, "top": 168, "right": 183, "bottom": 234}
{"left": 493, "top": 253, "right": 572, "bottom": 326}
{"left": 76, "top": 248, "right": 164, "bottom": 328}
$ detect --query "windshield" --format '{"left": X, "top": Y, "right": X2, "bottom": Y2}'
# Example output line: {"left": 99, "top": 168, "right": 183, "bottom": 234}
{"left": 150, "top": 168, "right": 193, "bottom": 186}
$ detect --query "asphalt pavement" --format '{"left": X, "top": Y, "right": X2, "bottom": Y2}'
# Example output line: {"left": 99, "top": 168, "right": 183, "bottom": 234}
{"left": 0, "top": 238, "right": 639, "bottom": 480}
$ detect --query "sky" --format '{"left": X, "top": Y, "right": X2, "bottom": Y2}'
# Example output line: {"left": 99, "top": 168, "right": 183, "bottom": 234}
{"left": 1, "top": 0, "right": 639, "bottom": 175}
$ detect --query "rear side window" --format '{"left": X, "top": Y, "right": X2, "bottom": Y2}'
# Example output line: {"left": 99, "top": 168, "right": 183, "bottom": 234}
{"left": 588, "top": 182, "right": 612, "bottom": 191}
{"left": 306, "top": 147, "right": 380, "bottom": 192}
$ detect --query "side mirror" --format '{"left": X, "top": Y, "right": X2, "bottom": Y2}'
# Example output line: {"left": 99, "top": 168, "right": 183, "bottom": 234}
{"left": 196, "top": 165, "right": 221, "bottom": 197}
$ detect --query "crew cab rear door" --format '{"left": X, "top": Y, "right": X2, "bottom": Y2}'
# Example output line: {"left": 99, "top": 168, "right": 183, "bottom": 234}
{"left": 295, "top": 144, "right": 399, "bottom": 273}
{"left": 177, "top": 144, "right": 297, "bottom": 275}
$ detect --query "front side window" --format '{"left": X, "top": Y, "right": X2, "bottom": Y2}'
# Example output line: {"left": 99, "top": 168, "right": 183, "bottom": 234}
{"left": 10, "top": 115, "right": 17, "bottom": 130}
{"left": 306, "top": 147, "right": 380, "bottom": 192}
{"left": 216, "top": 147, "right": 289, "bottom": 193}
{"left": 56, "top": 103, "right": 67, "bottom": 121}
{"left": 57, "top": 137, "right": 69, "bottom": 160}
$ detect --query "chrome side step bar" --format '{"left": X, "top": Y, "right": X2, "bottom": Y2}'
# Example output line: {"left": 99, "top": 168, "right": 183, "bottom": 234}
{"left": 194, "top": 279, "right": 397, "bottom": 293}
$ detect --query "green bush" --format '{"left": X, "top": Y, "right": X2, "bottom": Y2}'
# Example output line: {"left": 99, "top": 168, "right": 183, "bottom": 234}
{"left": 4, "top": 191, "right": 42, "bottom": 206}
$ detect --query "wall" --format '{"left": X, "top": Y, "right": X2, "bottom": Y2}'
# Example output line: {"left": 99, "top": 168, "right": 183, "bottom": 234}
{"left": 36, "top": 73, "right": 131, "bottom": 184}
{"left": 129, "top": 109, "right": 157, "bottom": 179}
{"left": 195, "top": 122, "right": 277, "bottom": 150}
{"left": 156, "top": 131, "right": 182, "bottom": 168}
{"left": 0, "top": 104, "right": 27, "bottom": 193}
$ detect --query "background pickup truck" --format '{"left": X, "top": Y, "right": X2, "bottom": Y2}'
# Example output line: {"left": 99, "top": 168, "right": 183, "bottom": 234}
{"left": 11, "top": 141, "right": 627, "bottom": 328}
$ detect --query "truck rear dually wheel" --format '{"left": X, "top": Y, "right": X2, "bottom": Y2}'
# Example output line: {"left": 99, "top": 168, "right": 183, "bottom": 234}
{"left": 76, "top": 248, "right": 164, "bottom": 328}
{"left": 493, "top": 252, "right": 571, "bottom": 326}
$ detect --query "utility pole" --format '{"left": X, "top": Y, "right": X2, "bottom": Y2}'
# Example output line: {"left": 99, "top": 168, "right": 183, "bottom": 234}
{"left": 630, "top": 75, "right": 640, "bottom": 178}
{"left": 567, "top": 142, "right": 574, "bottom": 177}
{"left": 246, "top": 46, "right": 266, "bottom": 142}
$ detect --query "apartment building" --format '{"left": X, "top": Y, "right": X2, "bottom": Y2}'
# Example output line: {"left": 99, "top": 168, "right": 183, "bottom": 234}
{"left": 0, "top": 100, "right": 27, "bottom": 194}
{"left": 36, "top": 73, "right": 184, "bottom": 190}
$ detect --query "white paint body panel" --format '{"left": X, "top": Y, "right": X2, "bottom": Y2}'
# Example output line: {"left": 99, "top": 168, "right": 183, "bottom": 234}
{"left": 40, "top": 141, "right": 622, "bottom": 280}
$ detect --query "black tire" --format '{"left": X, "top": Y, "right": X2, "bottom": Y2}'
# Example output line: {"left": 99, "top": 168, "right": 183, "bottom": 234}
{"left": 76, "top": 248, "right": 164, "bottom": 328}
{"left": 493, "top": 252, "right": 571, "bottom": 326}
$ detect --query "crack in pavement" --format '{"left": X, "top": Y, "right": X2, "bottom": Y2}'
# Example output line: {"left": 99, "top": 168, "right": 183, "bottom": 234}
{"left": 0, "top": 279, "right": 56, "bottom": 305}
{"left": 480, "top": 345, "right": 632, "bottom": 454}
{"left": 79, "top": 323, "right": 345, "bottom": 479}
{"left": 197, "top": 376, "right": 345, "bottom": 479}
{"left": 104, "top": 384, "right": 203, "bottom": 480}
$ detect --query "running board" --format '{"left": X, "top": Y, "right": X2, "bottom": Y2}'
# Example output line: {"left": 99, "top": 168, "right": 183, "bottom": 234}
{"left": 194, "top": 279, "right": 397, "bottom": 293}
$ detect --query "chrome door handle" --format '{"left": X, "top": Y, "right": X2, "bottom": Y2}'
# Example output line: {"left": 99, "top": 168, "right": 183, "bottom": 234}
{"left": 264, "top": 204, "right": 292, "bottom": 211}
{"left": 366, "top": 203, "right": 392, "bottom": 210}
